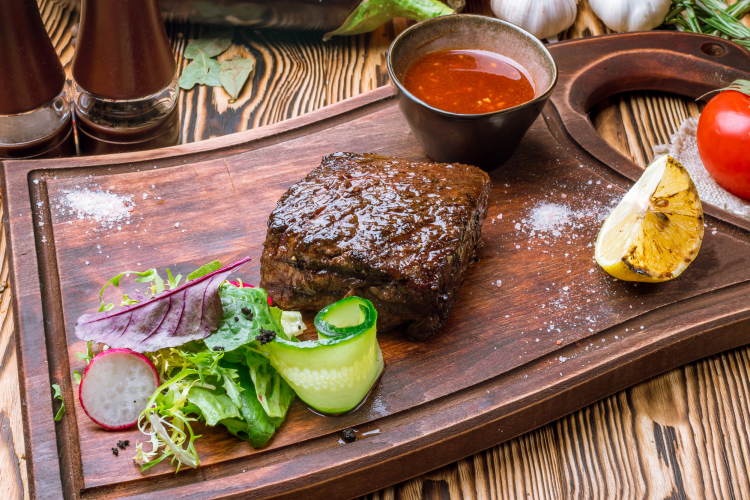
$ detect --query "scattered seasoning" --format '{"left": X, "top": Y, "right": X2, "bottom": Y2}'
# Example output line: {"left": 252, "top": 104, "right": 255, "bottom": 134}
{"left": 241, "top": 307, "right": 254, "bottom": 320}
{"left": 116, "top": 440, "right": 130, "bottom": 449}
{"left": 255, "top": 328, "right": 276, "bottom": 345}
{"left": 111, "top": 447, "right": 119, "bottom": 456}
{"left": 234, "top": 316, "right": 239, "bottom": 322}
{"left": 59, "top": 188, "right": 135, "bottom": 227}
{"left": 341, "top": 428, "right": 357, "bottom": 443}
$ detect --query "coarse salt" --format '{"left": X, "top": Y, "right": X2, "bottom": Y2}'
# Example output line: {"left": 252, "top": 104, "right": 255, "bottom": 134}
{"left": 60, "top": 189, "right": 134, "bottom": 226}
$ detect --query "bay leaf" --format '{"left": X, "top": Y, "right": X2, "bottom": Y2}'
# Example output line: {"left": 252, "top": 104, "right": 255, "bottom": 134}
{"left": 218, "top": 56, "right": 254, "bottom": 101}
{"left": 179, "top": 53, "right": 222, "bottom": 90}
{"left": 183, "top": 29, "right": 234, "bottom": 59}
{"left": 323, "top": 0, "right": 453, "bottom": 41}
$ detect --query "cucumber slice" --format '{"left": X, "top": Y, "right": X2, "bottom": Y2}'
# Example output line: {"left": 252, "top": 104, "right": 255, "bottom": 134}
{"left": 266, "top": 297, "right": 384, "bottom": 415}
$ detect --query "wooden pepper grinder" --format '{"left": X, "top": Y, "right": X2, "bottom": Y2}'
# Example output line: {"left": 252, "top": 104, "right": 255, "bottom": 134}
{"left": 0, "top": 0, "right": 75, "bottom": 159}
{"left": 72, "top": 0, "right": 180, "bottom": 155}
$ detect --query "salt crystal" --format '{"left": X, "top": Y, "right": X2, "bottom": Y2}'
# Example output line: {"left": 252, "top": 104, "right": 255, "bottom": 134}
{"left": 175, "top": 222, "right": 180, "bottom": 228}
{"left": 562, "top": 286, "right": 569, "bottom": 291}
{"left": 85, "top": 261, "right": 90, "bottom": 265}
{"left": 59, "top": 189, "right": 134, "bottom": 226}
{"left": 142, "top": 193, "right": 148, "bottom": 200}
{"left": 38, "top": 222, "right": 44, "bottom": 226}
{"left": 33, "top": 180, "right": 39, "bottom": 185}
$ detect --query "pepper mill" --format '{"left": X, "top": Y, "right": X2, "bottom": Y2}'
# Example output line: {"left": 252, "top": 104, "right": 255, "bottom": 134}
{"left": 72, "top": 0, "right": 180, "bottom": 155}
{"left": 0, "top": 0, "right": 75, "bottom": 159}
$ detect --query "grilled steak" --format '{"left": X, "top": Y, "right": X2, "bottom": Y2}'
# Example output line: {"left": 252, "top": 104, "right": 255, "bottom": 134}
{"left": 260, "top": 152, "right": 491, "bottom": 340}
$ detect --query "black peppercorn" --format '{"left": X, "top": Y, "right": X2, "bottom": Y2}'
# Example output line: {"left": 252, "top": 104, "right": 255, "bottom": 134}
{"left": 342, "top": 428, "right": 356, "bottom": 443}
{"left": 255, "top": 328, "right": 276, "bottom": 345}
{"left": 234, "top": 316, "right": 239, "bottom": 322}
{"left": 111, "top": 447, "right": 119, "bottom": 456}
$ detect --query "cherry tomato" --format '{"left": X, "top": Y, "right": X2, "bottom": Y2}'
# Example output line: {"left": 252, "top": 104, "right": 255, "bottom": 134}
{"left": 697, "top": 89, "right": 750, "bottom": 200}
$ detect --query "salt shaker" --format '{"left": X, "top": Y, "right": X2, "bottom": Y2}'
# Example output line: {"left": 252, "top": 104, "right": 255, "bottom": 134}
{"left": 0, "top": 0, "right": 75, "bottom": 159}
{"left": 72, "top": 0, "right": 180, "bottom": 155}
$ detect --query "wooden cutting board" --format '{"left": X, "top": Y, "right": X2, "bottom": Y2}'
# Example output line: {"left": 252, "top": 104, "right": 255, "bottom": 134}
{"left": 4, "top": 32, "right": 750, "bottom": 500}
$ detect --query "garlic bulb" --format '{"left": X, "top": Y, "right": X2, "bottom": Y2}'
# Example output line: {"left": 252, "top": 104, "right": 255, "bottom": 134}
{"left": 589, "top": 0, "right": 671, "bottom": 33}
{"left": 491, "top": 0, "right": 578, "bottom": 42}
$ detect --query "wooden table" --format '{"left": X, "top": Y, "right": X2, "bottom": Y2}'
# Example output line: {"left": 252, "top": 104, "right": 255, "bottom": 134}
{"left": 3, "top": 1, "right": 750, "bottom": 498}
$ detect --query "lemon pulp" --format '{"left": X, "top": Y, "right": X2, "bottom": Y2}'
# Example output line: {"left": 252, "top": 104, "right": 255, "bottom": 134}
{"left": 594, "top": 155, "right": 704, "bottom": 282}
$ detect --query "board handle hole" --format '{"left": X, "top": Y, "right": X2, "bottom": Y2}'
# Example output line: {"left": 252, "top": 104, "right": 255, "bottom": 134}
{"left": 701, "top": 42, "right": 726, "bottom": 57}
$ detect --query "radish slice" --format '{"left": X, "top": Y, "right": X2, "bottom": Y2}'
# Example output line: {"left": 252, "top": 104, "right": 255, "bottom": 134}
{"left": 79, "top": 349, "right": 159, "bottom": 430}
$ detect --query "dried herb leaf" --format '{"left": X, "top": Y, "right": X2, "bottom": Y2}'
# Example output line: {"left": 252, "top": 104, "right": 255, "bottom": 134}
{"left": 74, "top": 257, "right": 250, "bottom": 353}
{"left": 323, "top": 0, "right": 453, "bottom": 41}
{"left": 183, "top": 30, "right": 233, "bottom": 59}
{"left": 218, "top": 56, "right": 254, "bottom": 102}
{"left": 179, "top": 55, "right": 221, "bottom": 90}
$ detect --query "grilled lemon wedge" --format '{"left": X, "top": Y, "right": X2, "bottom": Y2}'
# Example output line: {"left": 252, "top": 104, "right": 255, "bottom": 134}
{"left": 594, "top": 155, "right": 703, "bottom": 282}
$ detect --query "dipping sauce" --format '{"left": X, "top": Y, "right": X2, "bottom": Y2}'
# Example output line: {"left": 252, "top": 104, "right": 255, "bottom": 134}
{"left": 403, "top": 49, "right": 535, "bottom": 114}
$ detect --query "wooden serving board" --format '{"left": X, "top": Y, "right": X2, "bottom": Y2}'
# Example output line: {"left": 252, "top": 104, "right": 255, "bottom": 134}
{"left": 5, "top": 32, "right": 750, "bottom": 500}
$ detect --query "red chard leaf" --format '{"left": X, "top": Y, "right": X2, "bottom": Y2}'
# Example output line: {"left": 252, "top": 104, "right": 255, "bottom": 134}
{"left": 75, "top": 257, "right": 250, "bottom": 353}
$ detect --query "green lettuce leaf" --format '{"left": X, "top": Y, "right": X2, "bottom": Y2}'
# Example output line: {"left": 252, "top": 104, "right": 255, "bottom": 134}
{"left": 205, "top": 284, "right": 290, "bottom": 352}
{"left": 222, "top": 362, "right": 285, "bottom": 448}
{"left": 245, "top": 350, "right": 294, "bottom": 419}
{"left": 187, "top": 387, "right": 241, "bottom": 426}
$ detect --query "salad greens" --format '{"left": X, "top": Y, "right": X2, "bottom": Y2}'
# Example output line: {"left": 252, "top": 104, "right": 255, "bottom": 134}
{"left": 135, "top": 286, "right": 295, "bottom": 473}
{"left": 73, "top": 258, "right": 383, "bottom": 473}
{"left": 75, "top": 258, "right": 250, "bottom": 353}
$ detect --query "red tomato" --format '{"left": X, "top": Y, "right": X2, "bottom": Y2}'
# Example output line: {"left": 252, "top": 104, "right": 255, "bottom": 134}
{"left": 697, "top": 89, "right": 750, "bottom": 200}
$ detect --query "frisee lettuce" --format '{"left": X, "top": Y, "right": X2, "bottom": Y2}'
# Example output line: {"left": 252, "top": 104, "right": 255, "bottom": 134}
{"left": 134, "top": 284, "right": 295, "bottom": 472}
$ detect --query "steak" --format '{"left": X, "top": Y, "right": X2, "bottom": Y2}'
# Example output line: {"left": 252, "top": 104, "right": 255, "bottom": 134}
{"left": 260, "top": 152, "right": 491, "bottom": 340}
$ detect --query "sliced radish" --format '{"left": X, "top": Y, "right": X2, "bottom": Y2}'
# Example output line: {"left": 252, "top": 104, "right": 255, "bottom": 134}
{"left": 79, "top": 349, "right": 159, "bottom": 430}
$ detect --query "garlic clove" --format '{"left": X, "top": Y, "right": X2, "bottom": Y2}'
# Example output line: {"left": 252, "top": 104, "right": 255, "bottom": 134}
{"left": 589, "top": 0, "right": 671, "bottom": 33}
{"left": 491, "top": 0, "right": 578, "bottom": 42}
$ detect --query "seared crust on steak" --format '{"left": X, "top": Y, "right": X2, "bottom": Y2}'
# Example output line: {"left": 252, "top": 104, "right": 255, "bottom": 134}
{"left": 260, "top": 152, "right": 490, "bottom": 340}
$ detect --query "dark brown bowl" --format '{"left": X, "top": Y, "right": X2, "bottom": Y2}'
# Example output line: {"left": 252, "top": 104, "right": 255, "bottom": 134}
{"left": 387, "top": 14, "right": 558, "bottom": 171}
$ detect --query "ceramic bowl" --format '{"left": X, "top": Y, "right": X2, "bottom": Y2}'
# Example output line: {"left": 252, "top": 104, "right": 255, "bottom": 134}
{"left": 387, "top": 14, "right": 558, "bottom": 171}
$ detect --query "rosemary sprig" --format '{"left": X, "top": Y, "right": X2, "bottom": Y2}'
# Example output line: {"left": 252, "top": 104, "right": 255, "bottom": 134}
{"left": 665, "top": 0, "right": 750, "bottom": 48}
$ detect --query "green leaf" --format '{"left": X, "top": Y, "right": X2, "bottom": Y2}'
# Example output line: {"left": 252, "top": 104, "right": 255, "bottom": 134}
{"left": 97, "top": 269, "right": 164, "bottom": 310}
{"left": 187, "top": 387, "right": 241, "bottom": 426}
{"left": 323, "top": 0, "right": 453, "bottom": 41}
{"left": 167, "top": 268, "right": 182, "bottom": 289}
{"left": 120, "top": 295, "right": 140, "bottom": 306}
{"left": 52, "top": 384, "right": 65, "bottom": 421}
{"left": 223, "top": 362, "right": 285, "bottom": 448}
{"left": 204, "top": 284, "right": 289, "bottom": 352}
{"left": 179, "top": 55, "right": 222, "bottom": 90}
{"left": 245, "top": 350, "right": 294, "bottom": 419}
{"left": 183, "top": 30, "right": 233, "bottom": 59}
{"left": 74, "top": 341, "right": 95, "bottom": 365}
{"left": 187, "top": 260, "right": 222, "bottom": 282}
{"left": 218, "top": 56, "right": 254, "bottom": 102}
{"left": 73, "top": 370, "right": 81, "bottom": 385}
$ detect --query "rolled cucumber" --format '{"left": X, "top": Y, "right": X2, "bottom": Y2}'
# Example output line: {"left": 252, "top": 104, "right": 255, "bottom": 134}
{"left": 265, "top": 297, "right": 384, "bottom": 415}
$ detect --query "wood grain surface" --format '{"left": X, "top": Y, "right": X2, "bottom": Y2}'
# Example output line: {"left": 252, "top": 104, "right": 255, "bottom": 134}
{"left": 1, "top": 0, "right": 749, "bottom": 499}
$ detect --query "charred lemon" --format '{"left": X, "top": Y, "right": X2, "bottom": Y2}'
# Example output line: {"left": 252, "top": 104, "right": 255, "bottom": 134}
{"left": 595, "top": 155, "right": 703, "bottom": 282}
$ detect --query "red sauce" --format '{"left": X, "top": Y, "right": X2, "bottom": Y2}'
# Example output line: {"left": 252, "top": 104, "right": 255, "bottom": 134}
{"left": 403, "top": 49, "right": 535, "bottom": 115}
